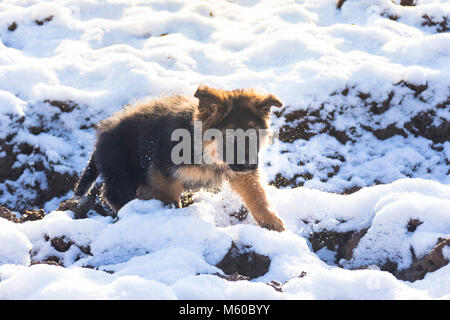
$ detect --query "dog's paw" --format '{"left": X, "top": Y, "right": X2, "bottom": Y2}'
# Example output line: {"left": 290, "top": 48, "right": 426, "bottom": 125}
{"left": 260, "top": 214, "right": 285, "bottom": 232}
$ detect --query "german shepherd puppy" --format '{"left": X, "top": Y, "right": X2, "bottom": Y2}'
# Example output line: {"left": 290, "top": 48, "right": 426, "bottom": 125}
{"left": 74, "top": 85, "right": 285, "bottom": 231}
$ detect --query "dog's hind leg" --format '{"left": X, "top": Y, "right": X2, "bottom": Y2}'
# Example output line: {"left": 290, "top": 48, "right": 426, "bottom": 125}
{"left": 137, "top": 169, "right": 184, "bottom": 208}
{"left": 101, "top": 171, "right": 139, "bottom": 212}
{"left": 95, "top": 134, "right": 142, "bottom": 212}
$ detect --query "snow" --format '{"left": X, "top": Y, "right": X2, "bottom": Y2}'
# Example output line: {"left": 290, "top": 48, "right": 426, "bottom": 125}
{"left": 1, "top": 179, "right": 449, "bottom": 299}
{"left": 0, "top": 219, "right": 32, "bottom": 266}
{"left": 0, "top": 0, "right": 449, "bottom": 299}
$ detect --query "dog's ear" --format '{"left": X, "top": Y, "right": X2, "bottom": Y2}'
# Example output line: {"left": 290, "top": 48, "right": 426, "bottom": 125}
{"left": 255, "top": 94, "right": 283, "bottom": 115}
{"left": 194, "top": 85, "right": 226, "bottom": 115}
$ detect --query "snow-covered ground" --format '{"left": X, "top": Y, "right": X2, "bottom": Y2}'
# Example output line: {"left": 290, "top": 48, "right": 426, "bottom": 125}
{"left": 0, "top": 0, "right": 449, "bottom": 299}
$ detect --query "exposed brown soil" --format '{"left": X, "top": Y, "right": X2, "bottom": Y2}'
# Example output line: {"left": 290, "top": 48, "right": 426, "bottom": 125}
{"left": 0, "top": 205, "right": 20, "bottom": 223}
{"left": 271, "top": 81, "right": 449, "bottom": 191}
{"left": 50, "top": 236, "right": 73, "bottom": 252}
{"left": 396, "top": 238, "right": 450, "bottom": 282}
{"left": 308, "top": 222, "right": 449, "bottom": 282}
{"left": 43, "top": 99, "right": 78, "bottom": 113}
{"left": 20, "top": 209, "right": 45, "bottom": 222}
{"left": 213, "top": 272, "right": 250, "bottom": 281}
{"left": 34, "top": 15, "right": 53, "bottom": 26}
{"left": 0, "top": 205, "right": 45, "bottom": 223}
{"left": 309, "top": 228, "right": 368, "bottom": 263}
{"left": 8, "top": 22, "right": 17, "bottom": 32}
{"left": 422, "top": 14, "right": 450, "bottom": 33}
{"left": 215, "top": 242, "right": 271, "bottom": 279}
{"left": 30, "top": 256, "right": 63, "bottom": 267}
{"left": 404, "top": 110, "right": 449, "bottom": 144}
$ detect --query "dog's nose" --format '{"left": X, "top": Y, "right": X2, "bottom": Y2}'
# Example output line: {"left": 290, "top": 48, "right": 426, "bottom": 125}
{"left": 229, "top": 163, "right": 258, "bottom": 172}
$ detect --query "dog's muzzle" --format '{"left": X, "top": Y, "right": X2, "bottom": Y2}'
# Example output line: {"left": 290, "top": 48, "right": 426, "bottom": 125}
{"left": 228, "top": 163, "right": 258, "bottom": 172}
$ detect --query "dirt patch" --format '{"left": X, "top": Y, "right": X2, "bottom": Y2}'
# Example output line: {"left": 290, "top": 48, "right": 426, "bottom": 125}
{"left": 361, "top": 123, "right": 408, "bottom": 140}
{"left": 34, "top": 15, "right": 53, "bottom": 26}
{"left": 216, "top": 242, "right": 271, "bottom": 279}
{"left": 21, "top": 209, "right": 45, "bottom": 222}
{"left": 50, "top": 236, "right": 73, "bottom": 252}
{"left": 308, "top": 228, "right": 368, "bottom": 263}
{"left": 0, "top": 205, "right": 20, "bottom": 223}
{"left": 213, "top": 272, "right": 250, "bottom": 281}
{"left": 407, "top": 218, "right": 423, "bottom": 233}
{"left": 30, "top": 256, "right": 63, "bottom": 267}
{"left": 422, "top": 14, "right": 449, "bottom": 33}
{"left": 7, "top": 22, "right": 17, "bottom": 32}
{"left": 396, "top": 238, "right": 450, "bottom": 282}
{"left": 309, "top": 221, "right": 449, "bottom": 282}
{"left": 0, "top": 134, "right": 78, "bottom": 213}
{"left": 269, "top": 82, "right": 449, "bottom": 191}
{"left": 230, "top": 205, "right": 249, "bottom": 222}
{"left": 43, "top": 99, "right": 78, "bottom": 113}
{"left": 404, "top": 110, "right": 449, "bottom": 144}
{"left": 0, "top": 206, "right": 45, "bottom": 223}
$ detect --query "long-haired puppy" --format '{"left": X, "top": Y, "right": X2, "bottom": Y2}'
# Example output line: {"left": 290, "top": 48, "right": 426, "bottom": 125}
{"left": 74, "top": 85, "right": 285, "bottom": 231}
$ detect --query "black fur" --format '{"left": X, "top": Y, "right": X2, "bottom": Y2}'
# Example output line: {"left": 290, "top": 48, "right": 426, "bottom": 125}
{"left": 74, "top": 96, "right": 197, "bottom": 210}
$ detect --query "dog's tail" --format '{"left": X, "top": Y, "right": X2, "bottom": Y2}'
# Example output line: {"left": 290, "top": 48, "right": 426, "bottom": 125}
{"left": 74, "top": 151, "right": 99, "bottom": 197}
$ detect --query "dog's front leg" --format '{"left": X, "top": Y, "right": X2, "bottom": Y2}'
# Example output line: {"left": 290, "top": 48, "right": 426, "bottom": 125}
{"left": 228, "top": 171, "right": 285, "bottom": 232}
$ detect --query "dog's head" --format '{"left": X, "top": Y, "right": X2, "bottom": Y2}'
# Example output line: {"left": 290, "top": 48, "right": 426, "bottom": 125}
{"left": 194, "top": 85, "right": 282, "bottom": 172}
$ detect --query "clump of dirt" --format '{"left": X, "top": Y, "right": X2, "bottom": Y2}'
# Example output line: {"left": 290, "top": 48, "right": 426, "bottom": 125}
{"left": 407, "top": 218, "right": 423, "bottom": 233}
{"left": 21, "top": 209, "right": 45, "bottom": 222}
{"left": 7, "top": 22, "right": 17, "bottom": 32}
{"left": 216, "top": 242, "right": 271, "bottom": 279}
{"left": 34, "top": 15, "right": 53, "bottom": 26}
{"left": 50, "top": 236, "right": 73, "bottom": 252}
{"left": 213, "top": 272, "right": 250, "bottom": 281}
{"left": 30, "top": 256, "right": 63, "bottom": 267}
{"left": 230, "top": 205, "right": 249, "bottom": 222}
{"left": 0, "top": 205, "right": 45, "bottom": 223}
{"left": 180, "top": 191, "right": 194, "bottom": 208}
{"left": 43, "top": 99, "right": 78, "bottom": 113}
{"left": 0, "top": 205, "right": 20, "bottom": 223}
{"left": 308, "top": 228, "right": 368, "bottom": 263}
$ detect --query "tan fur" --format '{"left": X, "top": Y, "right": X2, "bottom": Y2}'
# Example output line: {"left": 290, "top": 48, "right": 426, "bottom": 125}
{"left": 193, "top": 86, "right": 282, "bottom": 130}
{"left": 137, "top": 169, "right": 184, "bottom": 208}
{"left": 227, "top": 171, "right": 285, "bottom": 232}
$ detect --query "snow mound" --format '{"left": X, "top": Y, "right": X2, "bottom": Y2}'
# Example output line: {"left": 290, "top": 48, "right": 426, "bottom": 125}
{"left": 0, "top": 219, "right": 31, "bottom": 266}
